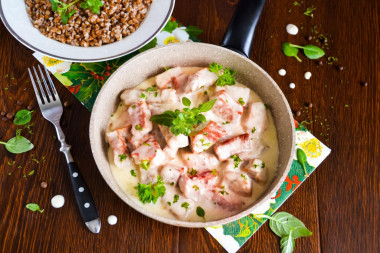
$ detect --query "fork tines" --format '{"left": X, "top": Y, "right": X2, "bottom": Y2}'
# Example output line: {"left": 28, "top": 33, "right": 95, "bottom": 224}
{"left": 28, "top": 65, "right": 60, "bottom": 105}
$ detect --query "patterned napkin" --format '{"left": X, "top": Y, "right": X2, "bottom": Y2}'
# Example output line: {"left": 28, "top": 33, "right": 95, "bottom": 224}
{"left": 33, "top": 18, "right": 330, "bottom": 253}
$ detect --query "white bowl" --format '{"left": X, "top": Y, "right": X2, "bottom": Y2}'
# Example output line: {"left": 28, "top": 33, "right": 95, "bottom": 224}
{"left": 0, "top": 0, "right": 175, "bottom": 62}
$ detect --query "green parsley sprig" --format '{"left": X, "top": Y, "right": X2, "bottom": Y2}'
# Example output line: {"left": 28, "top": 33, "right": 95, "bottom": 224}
{"left": 49, "top": 0, "right": 103, "bottom": 25}
{"left": 208, "top": 62, "right": 237, "bottom": 86}
{"left": 150, "top": 97, "right": 216, "bottom": 136}
{"left": 135, "top": 176, "right": 166, "bottom": 204}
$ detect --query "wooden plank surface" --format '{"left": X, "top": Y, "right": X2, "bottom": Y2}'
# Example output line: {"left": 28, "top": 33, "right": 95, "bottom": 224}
{"left": 0, "top": 0, "right": 378, "bottom": 252}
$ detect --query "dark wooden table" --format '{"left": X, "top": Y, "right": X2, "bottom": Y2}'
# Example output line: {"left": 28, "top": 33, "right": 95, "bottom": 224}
{"left": 0, "top": 0, "right": 378, "bottom": 252}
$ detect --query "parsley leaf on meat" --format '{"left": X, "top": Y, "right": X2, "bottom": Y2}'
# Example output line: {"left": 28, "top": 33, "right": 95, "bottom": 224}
{"left": 208, "top": 62, "right": 237, "bottom": 86}
{"left": 135, "top": 176, "right": 166, "bottom": 204}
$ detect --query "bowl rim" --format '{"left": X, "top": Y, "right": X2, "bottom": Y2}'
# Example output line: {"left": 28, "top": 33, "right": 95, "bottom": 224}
{"left": 0, "top": 0, "right": 175, "bottom": 62}
{"left": 89, "top": 43, "right": 295, "bottom": 227}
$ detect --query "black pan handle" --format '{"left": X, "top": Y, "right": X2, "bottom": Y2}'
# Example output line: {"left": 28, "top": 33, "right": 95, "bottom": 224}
{"left": 220, "top": 0, "right": 267, "bottom": 58}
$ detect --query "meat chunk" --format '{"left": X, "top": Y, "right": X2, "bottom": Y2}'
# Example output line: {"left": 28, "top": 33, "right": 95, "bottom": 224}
{"left": 158, "top": 125, "right": 189, "bottom": 149}
{"left": 155, "top": 67, "right": 183, "bottom": 89}
{"left": 160, "top": 165, "right": 182, "bottom": 185}
{"left": 211, "top": 90, "right": 243, "bottom": 123}
{"left": 108, "top": 105, "right": 131, "bottom": 131}
{"left": 131, "top": 135, "right": 165, "bottom": 168}
{"left": 120, "top": 89, "right": 143, "bottom": 105}
{"left": 106, "top": 127, "right": 130, "bottom": 168}
{"left": 181, "top": 151, "right": 220, "bottom": 172}
{"left": 128, "top": 101, "right": 152, "bottom": 137}
{"left": 184, "top": 68, "right": 218, "bottom": 92}
{"left": 243, "top": 102, "right": 268, "bottom": 135}
{"left": 178, "top": 171, "right": 217, "bottom": 201}
{"left": 214, "top": 133, "right": 254, "bottom": 161}
{"left": 161, "top": 191, "right": 194, "bottom": 220}
{"left": 173, "top": 74, "right": 189, "bottom": 91}
{"left": 163, "top": 145, "right": 178, "bottom": 160}
{"left": 190, "top": 121, "right": 226, "bottom": 153}
{"left": 242, "top": 159, "right": 268, "bottom": 184}
{"left": 139, "top": 168, "right": 159, "bottom": 184}
{"left": 221, "top": 172, "right": 252, "bottom": 197}
{"left": 146, "top": 88, "right": 178, "bottom": 105}
{"left": 215, "top": 85, "right": 250, "bottom": 107}
{"left": 212, "top": 192, "right": 244, "bottom": 212}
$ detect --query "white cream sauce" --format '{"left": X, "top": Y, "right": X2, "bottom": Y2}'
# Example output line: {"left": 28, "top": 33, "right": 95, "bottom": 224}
{"left": 107, "top": 67, "right": 279, "bottom": 222}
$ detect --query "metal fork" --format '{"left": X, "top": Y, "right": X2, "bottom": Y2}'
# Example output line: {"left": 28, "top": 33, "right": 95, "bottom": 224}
{"left": 28, "top": 65, "right": 101, "bottom": 234}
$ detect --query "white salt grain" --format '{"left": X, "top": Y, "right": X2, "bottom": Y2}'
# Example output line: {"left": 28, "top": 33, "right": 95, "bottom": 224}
{"left": 278, "top": 69, "right": 286, "bottom": 76}
{"left": 107, "top": 215, "right": 118, "bottom": 225}
{"left": 289, "top": 83, "right": 296, "bottom": 89}
{"left": 51, "top": 195, "right": 65, "bottom": 208}
{"left": 304, "top": 72, "right": 312, "bottom": 80}
{"left": 286, "top": 24, "right": 299, "bottom": 35}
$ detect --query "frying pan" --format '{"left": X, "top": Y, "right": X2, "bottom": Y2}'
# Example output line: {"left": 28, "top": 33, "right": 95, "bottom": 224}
{"left": 90, "top": 0, "right": 295, "bottom": 227}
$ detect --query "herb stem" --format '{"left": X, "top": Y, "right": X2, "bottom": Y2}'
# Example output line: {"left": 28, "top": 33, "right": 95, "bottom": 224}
{"left": 289, "top": 44, "right": 305, "bottom": 49}
{"left": 302, "top": 164, "right": 309, "bottom": 178}
{"left": 294, "top": 55, "right": 302, "bottom": 62}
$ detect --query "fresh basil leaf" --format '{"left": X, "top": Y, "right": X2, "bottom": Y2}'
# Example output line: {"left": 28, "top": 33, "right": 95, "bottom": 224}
{"left": 26, "top": 203, "right": 44, "bottom": 213}
{"left": 150, "top": 113, "right": 175, "bottom": 126}
{"left": 267, "top": 212, "right": 312, "bottom": 239}
{"left": 0, "top": 130, "right": 34, "bottom": 154}
{"left": 297, "top": 148, "right": 309, "bottom": 177}
{"left": 182, "top": 97, "right": 191, "bottom": 107}
{"left": 196, "top": 206, "right": 205, "bottom": 220}
{"left": 280, "top": 230, "right": 295, "bottom": 253}
{"left": 185, "top": 25, "right": 203, "bottom": 37}
{"left": 302, "top": 45, "right": 325, "bottom": 59}
{"left": 14, "top": 110, "right": 33, "bottom": 126}
{"left": 282, "top": 42, "right": 302, "bottom": 62}
{"left": 196, "top": 114, "right": 207, "bottom": 123}
{"left": 199, "top": 99, "right": 216, "bottom": 112}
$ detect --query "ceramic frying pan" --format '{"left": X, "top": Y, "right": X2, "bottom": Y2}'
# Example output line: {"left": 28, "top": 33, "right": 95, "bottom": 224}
{"left": 90, "top": 0, "right": 295, "bottom": 227}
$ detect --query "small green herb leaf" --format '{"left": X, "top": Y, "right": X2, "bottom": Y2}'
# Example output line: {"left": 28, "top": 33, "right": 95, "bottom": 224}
{"left": 26, "top": 203, "right": 44, "bottom": 213}
{"left": 0, "top": 129, "right": 34, "bottom": 154}
{"left": 140, "top": 160, "right": 150, "bottom": 170}
{"left": 182, "top": 97, "right": 191, "bottom": 107}
{"left": 280, "top": 230, "right": 295, "bottom": 253}
{"left": 199, "top": 99, "right": 216, "bottom": 112}
{"left": 302, "top": 45, "right": 325, "bottom": 59}
{"left": 135, "top": 124, "right": 143, "bottom": 131}
{"left": 282, "top": 42, "right": 302, "bottom": 62}
{"left": 181, "top": 202, "right": 189, "bottom": 211}
{"left": 130, "top": 170, "right": 136, "bottom": 177}
{"left": 256, "top": 212, "right": 312, "bottom": 239}
{"left": 119, "top": 154, "right": 127, "bottom": 161}
{"left": 14, "top": 110, "right": 33, "bottom": 125}
{"left": 238, "top": 98, "right": 245, "bottom": 105}
{"left": 296, "top": 148, "right": 309, "bottom": 177}
{"left": 196, "top": 206, "right": 205, "bottom": 220}
{"left": 80, "top": 0, "right": 103, "bottom": 14}
{"left": 173, "top": 194, "right": 179, "bottom": 203}
{"left": 231, "top": 154, "right": 242, "bottom": 168}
